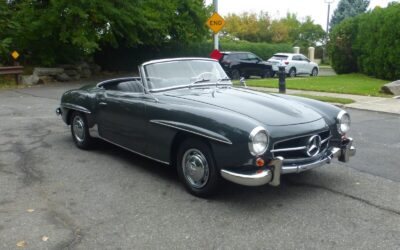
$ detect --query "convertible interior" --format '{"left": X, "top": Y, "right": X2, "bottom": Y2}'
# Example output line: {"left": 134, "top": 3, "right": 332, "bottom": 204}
{"left": 101, "top": 78, "right": 145, "bottom": 93}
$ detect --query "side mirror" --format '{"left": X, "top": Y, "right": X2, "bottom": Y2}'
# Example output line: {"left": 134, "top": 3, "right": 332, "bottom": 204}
{"left": 239, "top": 77, "right": 247, "bottom": 88}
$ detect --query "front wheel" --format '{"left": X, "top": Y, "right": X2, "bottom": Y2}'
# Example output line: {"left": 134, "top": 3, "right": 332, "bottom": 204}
{"left": 177, "top": 138, "right": 221, "bottom": 197}
{"left": 310, "top": 67, "right": 318, "bottom": 76}
{"left": 70, "top": 111, "right": 92, "bottom": 149}
{"left": 261, "top": 70, "right": 272, "bottom": 78}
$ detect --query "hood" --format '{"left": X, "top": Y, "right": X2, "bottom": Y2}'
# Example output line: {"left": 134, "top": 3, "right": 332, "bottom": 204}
{"left": 164, "top": 87, "right": 323, "bottom": 126}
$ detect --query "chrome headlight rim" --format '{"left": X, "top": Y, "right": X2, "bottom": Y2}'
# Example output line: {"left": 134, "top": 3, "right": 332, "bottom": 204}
{"left": 336, "top": 110, "right": 351, "bottom": 135}
{"left": 248, "top": 126, "right": 269, "bottom": 156}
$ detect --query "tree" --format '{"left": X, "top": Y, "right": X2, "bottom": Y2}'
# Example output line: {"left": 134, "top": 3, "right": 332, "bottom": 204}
{"left": 224, "top": 12, "right": 271, "bottom": 42}
{"left": 296, "top": 17, "right": 326, "bottom": 48}
{"left": 2, "top": 0, "right": 210, "bottom": 66}
{"left": 330, "top": 0, "right": 370, "bottom": 29}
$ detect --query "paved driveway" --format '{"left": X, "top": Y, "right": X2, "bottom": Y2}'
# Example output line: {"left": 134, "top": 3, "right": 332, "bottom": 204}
{"left": 0, "top": 84, "right": 399, "bottom": 249}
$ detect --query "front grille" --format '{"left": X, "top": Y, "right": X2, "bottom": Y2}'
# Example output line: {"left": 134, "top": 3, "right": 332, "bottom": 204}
{"left": 271, "top": 130, "right": 331, "bottom": 160}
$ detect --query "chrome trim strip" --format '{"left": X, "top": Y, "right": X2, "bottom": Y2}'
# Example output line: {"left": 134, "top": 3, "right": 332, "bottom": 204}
{"left": 61, "top": 103, "right": 91, "bottom": 114}
{"left": 221, "top": 169, "right": 273, "bottom": 186}
{"left": 321, "top": 135, "right": 332, "bottom": 144}
{"left": 99, "top": 135, "right": 170, "bottom": 165}
{"left": 150, "top": 120, "right": 232, "bottom": 145}
{"left": 149, "top": 83, "right": 232, "bottom": 93}
{"left": 272, "top": 129, "right": 330, "bottom": 147}
{"left": 271, "top": 146, "right": 306, "bottom": 153}
{"left": 141, "top": 57, "right": 217, "bottom": 67}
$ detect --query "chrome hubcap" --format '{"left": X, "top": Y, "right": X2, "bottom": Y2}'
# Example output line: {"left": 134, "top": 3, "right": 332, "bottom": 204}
{"left": 182, "top": 149, "right": 209, "bottom": 189}
{"left": 72, "top": 116, "right": 85, "bottom": 142}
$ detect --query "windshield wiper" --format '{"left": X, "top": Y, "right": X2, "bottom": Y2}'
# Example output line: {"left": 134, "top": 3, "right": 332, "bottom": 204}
{"left": 189, "top": 78, "right": 211, "bottom": 88}
{"left": 216, "top": 77, "right": 231, "bottom": 87}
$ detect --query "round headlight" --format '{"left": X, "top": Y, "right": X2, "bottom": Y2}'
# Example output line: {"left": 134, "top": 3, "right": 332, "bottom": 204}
{"left": 249, "top": 127, "right": 269, "bottom": 156}
{"left": 337, "top": 110, "right": 351, "bottom": 135}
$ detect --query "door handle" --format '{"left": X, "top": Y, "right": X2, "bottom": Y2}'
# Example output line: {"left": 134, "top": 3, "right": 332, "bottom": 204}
{"left": 99, "top": 102, "right": 107, "bottom": 106}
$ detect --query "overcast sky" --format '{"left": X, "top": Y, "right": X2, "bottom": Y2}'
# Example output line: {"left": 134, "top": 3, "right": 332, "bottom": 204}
{"left": 205, "top": 0, "right": 396, "bottom": 29}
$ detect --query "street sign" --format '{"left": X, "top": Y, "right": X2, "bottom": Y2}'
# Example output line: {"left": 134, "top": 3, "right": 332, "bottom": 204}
{"left": 210, "top": 49, "right": 222, "bottom": 60}
{"left": 11, "top": 50, "right": 19, "bottom": 60}
{"left": 206, "top": 12, "right": 225, "bottom": 33}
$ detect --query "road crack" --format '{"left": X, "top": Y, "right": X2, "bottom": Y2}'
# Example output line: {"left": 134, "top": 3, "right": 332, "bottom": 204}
{"left": 286, "top": 180, "right": 400, "bottom": 216}
{"left": 8, "top": 89, "right": 58, "bottom": 100}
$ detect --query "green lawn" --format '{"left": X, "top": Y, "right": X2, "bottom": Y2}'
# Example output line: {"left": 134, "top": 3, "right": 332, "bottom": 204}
{"left": 245, "top": 74, "right": 391, "bottom": 97}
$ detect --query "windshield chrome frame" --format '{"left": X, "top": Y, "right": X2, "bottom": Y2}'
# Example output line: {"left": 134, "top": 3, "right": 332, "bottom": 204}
{"left": 140, "top": 57, "right": 232, "bottom": 93}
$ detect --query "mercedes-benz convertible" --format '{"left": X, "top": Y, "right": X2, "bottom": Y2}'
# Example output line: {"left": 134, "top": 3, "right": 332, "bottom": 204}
{"left": 57, "top": 58, "right": 356, "bottom": 197}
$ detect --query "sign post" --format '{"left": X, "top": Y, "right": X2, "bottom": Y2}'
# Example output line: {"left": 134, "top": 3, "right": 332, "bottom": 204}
{"left": 205, "top": 0, "right": 225, "bottom": 51}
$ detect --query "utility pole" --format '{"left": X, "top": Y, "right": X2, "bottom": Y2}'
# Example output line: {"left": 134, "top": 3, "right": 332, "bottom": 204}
{"left": 213, "top": 0, "right": 219, "bottom": 50}
{"left": 323, "top": 0, "right": 334, "bottom": 63}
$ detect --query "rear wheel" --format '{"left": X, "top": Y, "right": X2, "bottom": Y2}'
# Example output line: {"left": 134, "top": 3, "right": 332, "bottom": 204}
{"left": 261, "top": 70, "right": 272, "bottom": 78}
{"left": 310, "top": 67, "right": 318, "bottom": 76}
{"left": 288, "top": 67, "right": 296, "bottom": 77}
{"left": 177, "top": 138, "right": 220, "bottom": 197}
{"left": 70, "top": 111, "right": 92, "bottom": 149}
{"left": 231, "top": 69, "right": 241, "bottom": 80}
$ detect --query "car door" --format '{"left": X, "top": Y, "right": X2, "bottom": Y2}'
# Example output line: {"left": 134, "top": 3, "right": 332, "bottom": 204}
{"left": 247, "top": 53, "right": 264, "bottom": 76}
{"left": 96, "top": 88, "right": 148, "bottom": 153}
{"left": 300, "top": 55, "right": 313, "bottom": 74}
{"left": 291, "top": 55, "right": 304, "bottom": 73}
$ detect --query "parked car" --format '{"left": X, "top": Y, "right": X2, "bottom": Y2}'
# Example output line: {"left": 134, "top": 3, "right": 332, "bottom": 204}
{"left": 57, "top": 57, "right": 355, "bottom": 197}
{"left": 268, "top": 53, "right": 319, "bottom": 77}
{"left": 219, "top": 51, "right": 274, "bottom": 79}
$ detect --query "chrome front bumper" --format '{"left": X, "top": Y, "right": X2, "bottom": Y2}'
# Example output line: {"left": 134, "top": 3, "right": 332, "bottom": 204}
{"left": 221, "top": 137, "right": 356, "bottom": 187}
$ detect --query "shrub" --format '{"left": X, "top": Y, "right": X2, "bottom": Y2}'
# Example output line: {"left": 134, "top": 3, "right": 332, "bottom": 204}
{"left": 95, "top": 41, "right": 292, "bottom": 71}
{"left": 329, "top": 3, "right": 400, "bottom": 80}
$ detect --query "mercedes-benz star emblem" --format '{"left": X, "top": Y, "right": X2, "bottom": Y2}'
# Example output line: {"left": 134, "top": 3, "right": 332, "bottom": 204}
{"left": 306, "top": 135, "right": 322, "bottom": 157}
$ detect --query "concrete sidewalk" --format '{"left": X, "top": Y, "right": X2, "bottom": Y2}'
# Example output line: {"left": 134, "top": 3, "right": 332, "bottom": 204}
{"left": 251, "top": 87, "right": 400, "bottom": 115}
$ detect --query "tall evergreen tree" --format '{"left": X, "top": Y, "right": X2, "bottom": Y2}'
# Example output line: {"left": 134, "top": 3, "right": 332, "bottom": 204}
{"left": 330, "top": 0, "right": 370, "bottom": 29}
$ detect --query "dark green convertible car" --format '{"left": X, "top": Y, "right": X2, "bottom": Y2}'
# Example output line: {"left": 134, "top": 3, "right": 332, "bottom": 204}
{"left": 57, "top": 58, "right": 356, "bottom": 197}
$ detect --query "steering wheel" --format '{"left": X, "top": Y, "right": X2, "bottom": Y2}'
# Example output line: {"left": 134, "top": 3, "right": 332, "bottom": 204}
{"left": 195, "top": 72, "right": 216, "bottom": 81}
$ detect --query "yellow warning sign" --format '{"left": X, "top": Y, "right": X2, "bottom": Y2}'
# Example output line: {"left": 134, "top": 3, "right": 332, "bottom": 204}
{"left": 11, "top": 50, "right": 20, "bottom": 60}
{"left": 206, "top": 12, "right": 225, "bottom": 33}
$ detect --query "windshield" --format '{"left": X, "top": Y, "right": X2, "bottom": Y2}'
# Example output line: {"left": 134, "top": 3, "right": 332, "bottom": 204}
{"left": 143, "top": 59, "right": 230, "bottom": 91}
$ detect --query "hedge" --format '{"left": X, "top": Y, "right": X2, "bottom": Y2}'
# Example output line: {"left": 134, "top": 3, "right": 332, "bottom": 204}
{"left": 94, "top": 41, "right": 292, "bottom": 71}
{"left": 329, "top": 3, "right": 400, "bottom": 80}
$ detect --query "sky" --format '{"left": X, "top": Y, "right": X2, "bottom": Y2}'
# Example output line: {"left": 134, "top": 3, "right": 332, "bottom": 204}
{"left": 204, "top": 0, "right": 396, "bottom": 29}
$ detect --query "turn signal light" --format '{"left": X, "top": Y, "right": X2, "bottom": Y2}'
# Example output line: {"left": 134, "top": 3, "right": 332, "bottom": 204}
{"left": 284, "top": 61, "right": 289, "bottom": 65}
{"left": 256, "top": 158, "right": 265, "bottom": 167}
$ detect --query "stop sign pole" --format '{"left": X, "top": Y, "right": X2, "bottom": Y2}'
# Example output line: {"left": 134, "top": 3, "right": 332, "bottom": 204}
{"left": 213, "top": 0, "right": 219, "bottom": 50}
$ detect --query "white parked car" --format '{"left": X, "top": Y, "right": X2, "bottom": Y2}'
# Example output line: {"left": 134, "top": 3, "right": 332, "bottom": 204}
{"left": 267, "top": 53, "right": 319, "bottom": 77}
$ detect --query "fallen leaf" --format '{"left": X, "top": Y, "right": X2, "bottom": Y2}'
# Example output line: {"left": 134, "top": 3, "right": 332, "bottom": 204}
{"left": 16, "top": 240, "right": 27, "bottom": 247}
{"left": 42, "top": 236, "right": 49, "bottom": 242}
{"left": 27, "top": 208, "right": 35, "bottom": 213}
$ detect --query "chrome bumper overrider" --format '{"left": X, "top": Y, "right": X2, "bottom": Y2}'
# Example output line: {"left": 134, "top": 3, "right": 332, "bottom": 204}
{"left": 221, "top": 138, "right": 356, "bottom": 187}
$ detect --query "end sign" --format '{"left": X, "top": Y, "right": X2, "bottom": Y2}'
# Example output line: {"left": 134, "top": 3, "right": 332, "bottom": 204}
{"left": 206, "top": 12, "right": 225, "bottom": 33}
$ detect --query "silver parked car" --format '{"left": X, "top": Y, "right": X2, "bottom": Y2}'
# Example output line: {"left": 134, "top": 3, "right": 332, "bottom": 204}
{"left": 268, "top": 53, "right": 319, "bottom": 77}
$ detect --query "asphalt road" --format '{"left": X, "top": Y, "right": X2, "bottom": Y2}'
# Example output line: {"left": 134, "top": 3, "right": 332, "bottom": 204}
{"left": 0, "top": 83, "right": 399, "bottom": 250}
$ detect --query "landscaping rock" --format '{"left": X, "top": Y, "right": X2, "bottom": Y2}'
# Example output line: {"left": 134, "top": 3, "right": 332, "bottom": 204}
{"left": 19, "top": 74, "right": 39, "bottom": 85}
{"left": 38, "top": 76, "right": 56, "bottom": 84}
{"left": 33, "top": 67, "right": 64, "bottom": 76}
{"left": 381, "top": 80, "right": 400, "bottom": 95}
{"left": 90, "top": 64, "right": 101, "bottom": 74}
{"left": 80, "top": 69, "right": 92, "bottom": 78}
{"left": 56, "top": 73, "right": 71, "bottom": 82}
